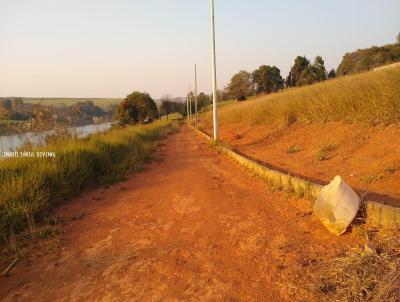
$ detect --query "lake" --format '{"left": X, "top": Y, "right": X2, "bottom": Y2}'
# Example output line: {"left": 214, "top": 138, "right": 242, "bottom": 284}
{"left": 0, "top": 122, "right": 112, "bottom": 154}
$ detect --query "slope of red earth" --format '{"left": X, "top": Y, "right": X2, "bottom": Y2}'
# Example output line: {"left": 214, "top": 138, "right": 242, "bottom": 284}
{"left": 1, "top": 125, "right": 363, "bottom": 301}
{"left": 201, "top": 121, "right": 400, "bottom": 207}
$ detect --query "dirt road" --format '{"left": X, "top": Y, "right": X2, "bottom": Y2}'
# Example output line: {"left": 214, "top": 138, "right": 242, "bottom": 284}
{"left": 1, "top": 125, "right": 362, "bottom": 301}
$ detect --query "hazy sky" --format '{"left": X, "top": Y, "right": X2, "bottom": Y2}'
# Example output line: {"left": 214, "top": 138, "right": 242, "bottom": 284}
{"left": 1, "top": 0, "right": 399, "bottom": 99}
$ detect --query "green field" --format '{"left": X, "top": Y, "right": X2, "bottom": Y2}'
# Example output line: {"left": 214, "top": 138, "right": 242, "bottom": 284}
{"left": 22, "top": 97, "right": 123, "bottom": 109}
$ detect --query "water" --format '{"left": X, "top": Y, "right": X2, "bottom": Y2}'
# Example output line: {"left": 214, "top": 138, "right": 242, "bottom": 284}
{"left": 0, "top": 122, "right": 112, "bottom": 153}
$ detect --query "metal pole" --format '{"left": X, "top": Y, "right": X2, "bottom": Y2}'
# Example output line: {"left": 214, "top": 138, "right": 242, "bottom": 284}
{"left": 186, "top": 94, "right": 189, "bottom": 120}
{"left": 194, "top": 64, "right": 198, "bottom": 127}
{"left": 210, "top": 0, "right": 218, "bottom": 140}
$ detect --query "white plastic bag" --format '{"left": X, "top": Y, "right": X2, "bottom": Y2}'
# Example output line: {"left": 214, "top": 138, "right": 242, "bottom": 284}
{"left": 313, "top": 176, "right": 360, "bottom": 235}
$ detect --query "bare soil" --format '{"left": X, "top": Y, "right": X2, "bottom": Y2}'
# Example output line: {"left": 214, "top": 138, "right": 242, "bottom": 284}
{"left": 1, "top": 125, "right": 363, "bottom": 301}
{"left": 202, "top": 121, "right": 400, "bottom": 206}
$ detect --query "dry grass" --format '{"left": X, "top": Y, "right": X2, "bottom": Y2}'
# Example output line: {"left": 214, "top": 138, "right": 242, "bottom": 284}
{"left": 316, "top": 142, "right": 338, "bottom": 161}
{"left": 201, "top": 66, "right": 400, "bottom": 127}
{"left": 285, "top": 144, "right": 303, "bottom": 154}
{"left": 307, "top": 230, "right": 400, "bottom": 302}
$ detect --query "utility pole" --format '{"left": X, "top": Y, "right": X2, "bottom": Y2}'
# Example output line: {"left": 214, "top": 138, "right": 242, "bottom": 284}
{"left": 194, "top": 64, "right": 198, "bottom": 127}
{"left": 210, "top": 0, "right": 218, "bottom": 140}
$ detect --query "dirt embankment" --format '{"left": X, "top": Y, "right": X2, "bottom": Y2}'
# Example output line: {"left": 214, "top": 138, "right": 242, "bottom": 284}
{"left": 1, "top": 125, "right": 363, "bottom": 301}
{"left": 201, "top": 121, "right": 400, "bottom": 206}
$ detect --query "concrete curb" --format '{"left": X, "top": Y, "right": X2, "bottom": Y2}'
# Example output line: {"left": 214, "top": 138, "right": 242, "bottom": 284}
{"left": 366, "top": 202, "right": 400, "bottom": 229}
{"left": 189, "top": 123, "right": 400, "bottom": 230}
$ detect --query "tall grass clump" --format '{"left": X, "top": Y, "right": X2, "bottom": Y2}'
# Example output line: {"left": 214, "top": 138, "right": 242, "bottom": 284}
{"left": 0, "top": 120, "right": 175, "bottom": 241}
{"left": 203, "top": 66, "right": 400, "bottom": 126}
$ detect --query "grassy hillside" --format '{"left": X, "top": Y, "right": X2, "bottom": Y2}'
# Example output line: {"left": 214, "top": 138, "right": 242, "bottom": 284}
{"left": 0, "top": 120, "right": 175, "bottom": 241}
{"left": 201, "top": 65, "right": 400, "bottom": 127}
{"left": 22, "top": 97, "right": 123, "bottom": 109}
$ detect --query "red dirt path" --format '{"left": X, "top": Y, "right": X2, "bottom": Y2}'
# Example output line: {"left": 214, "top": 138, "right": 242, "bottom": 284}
{"left": 1, "top": 125, "right": 363, "bottom": 301}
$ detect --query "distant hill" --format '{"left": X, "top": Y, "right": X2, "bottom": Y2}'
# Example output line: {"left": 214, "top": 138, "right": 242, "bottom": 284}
{"left": 15, "top": 97, "right": 122, "bottom": 109}
{"left": 337, "top": 34, "right": 400, "bottom": 75}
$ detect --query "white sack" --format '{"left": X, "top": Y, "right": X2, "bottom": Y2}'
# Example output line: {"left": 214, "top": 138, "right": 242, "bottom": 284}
{"left": 313, "top": 175, "right": 360, "bottom": 235}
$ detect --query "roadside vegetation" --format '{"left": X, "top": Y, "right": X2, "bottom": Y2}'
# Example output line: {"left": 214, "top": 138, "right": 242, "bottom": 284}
{"left": 0, "top": 119, "right": 175, "bottom": 246}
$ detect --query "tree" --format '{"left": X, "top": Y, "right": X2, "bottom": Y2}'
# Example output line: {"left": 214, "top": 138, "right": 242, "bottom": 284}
{"left": 160, "top": 96, "right": 174, "bottom": 119}
{"left": 327, "top": 69, "right": 336, "bottom": 79}
{"left": 252, "top": 65, "right": 284, "bottom": 94}
{"left": 115, "top": 91, "right": 158, "bottom": 125}
{"left": 72, "top": 101, "right": 104, "bottom": 117}
{"left": 297, "top": 67, "right": 315, "bottom": 86}
{"left": 290, "top": 55, "right": 327, "bottom": 86}
{"left": 286, "top": 56, "right": 310, "bottom": 87}
{"left": 197, "top": 92, "right": 210, "bottom": 110}
{"left": 227, "top": 70, "right": 254, "bottom": 100}
{"left": 312, "top": 56, "right": 327, "bottom": 82}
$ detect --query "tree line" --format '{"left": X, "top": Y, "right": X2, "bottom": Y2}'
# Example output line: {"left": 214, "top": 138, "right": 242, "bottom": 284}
{"left": 225, "top": 32, "right": 400, "bottom": 101}
{"left": 337, "top": 33, "right": 400, "bottom": 75}
{"left": 226, "top": 55, "right": 334, "bottom": 101}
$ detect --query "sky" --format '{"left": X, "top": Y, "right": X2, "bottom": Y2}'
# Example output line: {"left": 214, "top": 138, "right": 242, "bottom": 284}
{"left": 0, "top": 0, "right": 399, "bottom": 99}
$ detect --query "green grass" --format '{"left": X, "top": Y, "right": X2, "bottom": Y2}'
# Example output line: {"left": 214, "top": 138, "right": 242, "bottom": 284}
{"left": 202, "top": 65, "right": 400, "bottom": 126}
{"left": 22, "top": 98, "right": 123, "bottom": 109}
{"left": 0, "top": 120, "right": 175, "bottom": 241}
